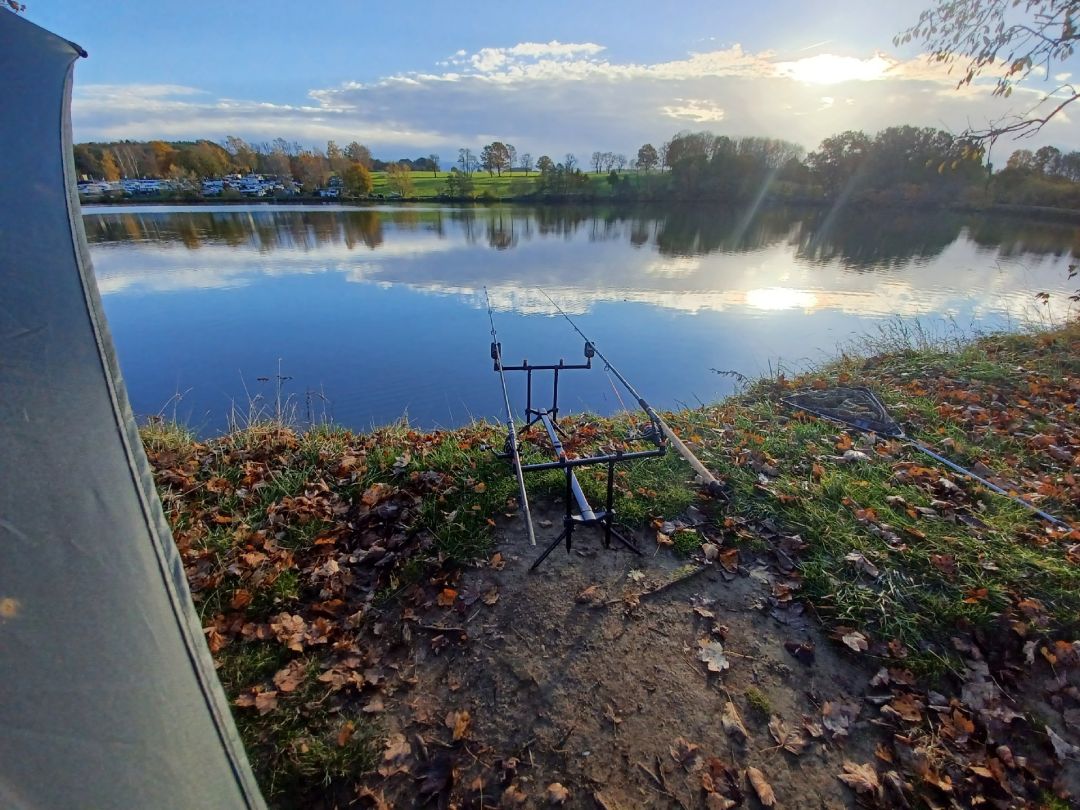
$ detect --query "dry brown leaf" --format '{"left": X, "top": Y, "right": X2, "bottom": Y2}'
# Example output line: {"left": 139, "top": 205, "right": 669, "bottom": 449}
{"left": 546, "top": 782, "right": 571, "bottom": 805}
{"left": 768, "top": 715, "right": 808, "bottom": 754}
{"left": 746, "top": 767, "right": 776, "bottom": 807}
{"left": 501, "top": 784, "right": 527, "bottom": 805}
{"left": 361, "top": 482, "right": 393, "bottom": 507}
{"left": 337, "top": 721, "right": 355, "bottom": 747}
{"left": 254, "top": 690, "right": 278, "bottom": 715}
{"left": 721, "top": 701, "right": 748, "bottom": 742}
{"left": 837, "top": 761, "right": 880, "bottom": 795}
{"left": 841, "top": 631, "right": 868, "bottom": 652}
{"left": 445, "top": 709, "right": 471, "bottom": 741}
{"left": 378, "top": 733, "right": 411, "bottom": 777}
{"left": 670, "top": 737, "right": 704, "bottom": 772}
{"left": 272, "top": 659, "right": 307, "bottom": 693}
{"left": 705, "top": 794, "right": 736, "bottom": 810}
{"left": 718, "top": 547, "right": 739, "bottom": 572}
{"left": 436, "top": 588, "right": 457, "bottom": 607}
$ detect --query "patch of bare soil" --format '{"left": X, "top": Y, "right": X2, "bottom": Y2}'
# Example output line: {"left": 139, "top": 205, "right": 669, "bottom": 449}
{"left": 362, "top": 501, "right": 892, "bottom": 808}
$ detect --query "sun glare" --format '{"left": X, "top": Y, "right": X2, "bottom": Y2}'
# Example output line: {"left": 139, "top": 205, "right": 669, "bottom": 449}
{"left": 745, "top": 287, "right": 818, "bottom": 311}
{"left": 776, "top": 53, "right": 891, "bottom": 85}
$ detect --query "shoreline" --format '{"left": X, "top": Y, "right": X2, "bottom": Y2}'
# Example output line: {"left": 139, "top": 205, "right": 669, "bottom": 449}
{"left": 144, "top": 319, "right": 1080, "bottom": 807}
{"left": 81, "top": 193, "right": 1080, "bottom": 222}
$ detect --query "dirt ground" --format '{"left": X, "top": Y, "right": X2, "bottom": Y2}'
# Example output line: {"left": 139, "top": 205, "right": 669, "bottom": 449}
{"left": 362, "top": 499, "right": 897, "bottom": 809}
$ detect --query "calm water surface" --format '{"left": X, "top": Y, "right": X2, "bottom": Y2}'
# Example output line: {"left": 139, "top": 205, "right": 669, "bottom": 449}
{"left": 83, "top": 204, "right": 1079, "bottom": 433}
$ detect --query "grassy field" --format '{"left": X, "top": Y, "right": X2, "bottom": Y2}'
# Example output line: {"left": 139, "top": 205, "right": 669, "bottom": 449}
{"left": 369, "top": 169, "right": 626, "bottom": 199}
{"left": 141, "top": 319, "right": 1080, "bottom": 807}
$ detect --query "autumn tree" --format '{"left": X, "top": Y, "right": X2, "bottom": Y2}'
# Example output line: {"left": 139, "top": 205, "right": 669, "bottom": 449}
{"left": 591, "top": 151, "right": 604, "bottom": 173}
{"left": 899, "top": 0, "right": 1080, "bottom": 140}
{"left": 563, "top": 153, "right": 578, "bottom": 171}
{"left": 386, "top": 163, "right": 414, "bottom": 196}
{"left": 224, "top": 135, "right": 258, "bottom": 173}
{"left": 506, "top": 143, "right": 517, "bottom": 173}
{"left": 150, "top": 140, "right": 177, "bottom": 176}
{"left": 427, "top": 153, "right": 440, "bottom": 176}
{"left": 343, "top": 162, "right": 373, "bottom": 196}
{"left": 100, "top": 149, "right": 121, "bottom": 181}
{"left": 326, "top": 140, "right": 348, "bottom": 175}
{"left": 636, "top": 143, "right": 659, "bottom": 173}
{"left": 344, "top": 141, "right": 372, "bottom": 168}
{"left": 536, "top": 155, "right": 555, "bottom": 173}
{"left": 520, "top": 153, "right": 533, "bottom": 175}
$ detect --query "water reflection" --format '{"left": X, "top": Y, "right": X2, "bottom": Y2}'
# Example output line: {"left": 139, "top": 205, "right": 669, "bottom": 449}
{"left": 83, "top": 204, "right": 1078, "bottom": 432}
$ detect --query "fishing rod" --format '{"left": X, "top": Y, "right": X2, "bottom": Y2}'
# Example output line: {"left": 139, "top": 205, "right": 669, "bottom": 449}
{"left": 784, "top": 388, "right": 1069, "bottom": 530}
{"left": 484, "top": 287, "right": 537, "bottom": 546}
{"left": 537, "top": 288, "right": 724, "bottom": 497}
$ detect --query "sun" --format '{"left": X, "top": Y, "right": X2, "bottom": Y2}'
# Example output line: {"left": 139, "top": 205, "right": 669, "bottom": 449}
{"left": 776, "top": 53, "right": 892, "bottom": 85}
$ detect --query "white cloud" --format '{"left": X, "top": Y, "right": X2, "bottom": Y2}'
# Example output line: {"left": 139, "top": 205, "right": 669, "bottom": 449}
{"left": 71, "top": 41, "right": 1080, "bottom": 154}
{"left": 661, "top": 98, "right": 726, "bottom": 123}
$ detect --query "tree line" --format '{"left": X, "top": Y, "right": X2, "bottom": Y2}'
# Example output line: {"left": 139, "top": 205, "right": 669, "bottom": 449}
{"left": 73, "top": 127, "right": 1080, "bottom": 210}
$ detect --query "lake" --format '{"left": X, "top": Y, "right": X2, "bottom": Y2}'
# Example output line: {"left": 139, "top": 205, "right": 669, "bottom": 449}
{"left": 83, "top": 203, "right": 1079, "bottom": 433}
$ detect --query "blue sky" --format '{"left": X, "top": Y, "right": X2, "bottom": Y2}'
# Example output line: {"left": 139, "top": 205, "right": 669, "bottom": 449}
{"left": 28, "top": 1, "right": 1080, "bottom": 158}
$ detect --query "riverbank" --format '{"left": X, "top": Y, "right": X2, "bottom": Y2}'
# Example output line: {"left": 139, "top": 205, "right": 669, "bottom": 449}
{"left": 143, "top": 320, "right": 1080, "bottom": 808}
{"left": 85, "top": 193, "right": 1080, "bottom": 224}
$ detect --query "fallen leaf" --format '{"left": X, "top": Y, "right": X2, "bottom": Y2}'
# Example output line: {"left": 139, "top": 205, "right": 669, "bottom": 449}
{"left": 627, "top": 569, "right": 646, "bottom": 583}
{"left": 501, "top": 784, "right": 527, "bottom": 805}
{"left": 838, "top": 761, "right": 880, "bottom": 795}
{"left": 844, "top": 551, "right": 880, "bottom": 578}
{"left": 272, "top": 659, "right": 307, "bottom": 693}
{"left": 576, "top": 584, "right": 603, "bottom": 604}
{"left": 822, "top": 700, "right": 860, "bottom": 739}
{"left": 546, "top": 782, "right": 570, "bottom": 805}
{"left": 768, "top": 715, "right": 808, "bottom": 754}
{"left": 482, "top": 587, "right": 499, "bottom": 605}
{"left": 718, "top": 547, "right": 739, "bottom": 572}
{"left": 363, "top": 695, "right": 384, "bottom": 714}
{"left": 746, "top": 767, "right": 776, "bottom": 807}
{"left": 254, "top": 690, "right": 278, "bottom": 715}
{"left": 361, "top": 482, "right": 393, "bottom": 507}
{"left": 721, "top": 701, "right": 749, "bottom": 742}
{"left": 656, "top": 531, "right": 673, "bottom": 546}
{"left": 490, "top": 552, "right": 506, "bottom": 570}
{"left": 445, "top": 709, "right": 471, "bottom": 741}
{"left": 701, "top": 542, "right": 719, "bottom": 562}
{"left": 697, "top": 639, "right": 730, "bottom": 673}
{"left": 378, "top": 733, "right": 411, "bottom": 777}
{"left": 705, "top": 794, "right": 737, "bottom": 810}
{"left": 1046, "top": 725, "right": 1079, "bottom": 761}
{"left": 670, "top": 737, "right": 704, "bottom": 772}
{"left": 436, "top": 588, "right": 457, "bottom": 607}
{"left": 841, "top": 631, "right": 868, "bottom": 652}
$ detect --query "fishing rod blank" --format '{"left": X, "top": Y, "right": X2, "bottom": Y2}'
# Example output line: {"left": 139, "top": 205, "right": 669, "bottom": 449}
{"left": 484, "top": 288, "right": 537, "bottom": 546}
{"left": 783, "top": 387, "right": 1069, "bottom": 530}
{"left": 537, "top": 288, "right": 724, "bottom": 496}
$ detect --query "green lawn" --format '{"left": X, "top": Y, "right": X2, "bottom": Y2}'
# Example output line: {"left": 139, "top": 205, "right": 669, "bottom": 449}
{"left": 369, "top": 169, "right": 631, "bottom": 199}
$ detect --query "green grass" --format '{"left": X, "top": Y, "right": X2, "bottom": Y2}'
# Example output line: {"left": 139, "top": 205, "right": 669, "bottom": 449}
{"left": 368, "top": 169, "right": 641, "bottom": 200}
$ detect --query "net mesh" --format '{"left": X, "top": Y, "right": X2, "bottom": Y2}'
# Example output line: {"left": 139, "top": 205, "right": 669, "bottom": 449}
{"left": 782, "top": 386, "right": 902, "bottom": 437}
